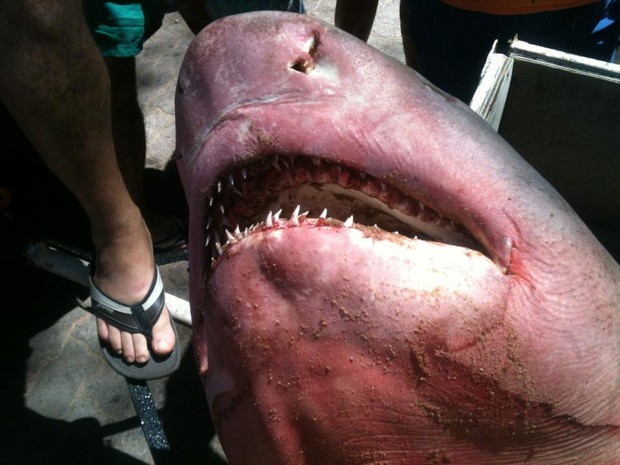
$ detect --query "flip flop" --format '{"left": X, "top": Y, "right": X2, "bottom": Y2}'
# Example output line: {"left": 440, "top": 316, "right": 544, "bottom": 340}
{"left": 89, "top": 265, "right": 181, "bottom": 380}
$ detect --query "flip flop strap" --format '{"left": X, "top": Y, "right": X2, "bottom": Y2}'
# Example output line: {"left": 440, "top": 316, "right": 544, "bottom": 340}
{"left": 89, "top": 267, "right": 165, "bottom": 340}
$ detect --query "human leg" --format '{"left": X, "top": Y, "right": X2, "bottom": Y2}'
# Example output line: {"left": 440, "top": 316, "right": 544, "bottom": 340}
{"left": 400, "top": 0, "right": 421, "bottom": 68}
{"left": 177, "top": 0, "right": 214, "bottom": 34}
{"left": 104, "top": 56, "right": 187, "bottom": 251}
{"left": 407, "top": 0, "right": 620, "bottom": 103}
{"left": 335, "top": 0, "right": 380, "bottom": 41}
{"left": 513, "top": 0, "right": 620, "bottom": 61}
{"left": 204, "top": 0, "right": 306, "bottom": 22}
{"left": 105, "top": 57, "right": 146, "bottom": 206}
{"left": 407, "top": 0, "right": 498, "bottom": 102}
{"left": 0, "top": 0, "right": 176, "bottom": 369}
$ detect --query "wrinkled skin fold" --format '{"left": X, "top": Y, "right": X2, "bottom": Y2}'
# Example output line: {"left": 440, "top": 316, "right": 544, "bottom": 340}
{"left": 175, "top": 12, "right": 619, "bottom": 465}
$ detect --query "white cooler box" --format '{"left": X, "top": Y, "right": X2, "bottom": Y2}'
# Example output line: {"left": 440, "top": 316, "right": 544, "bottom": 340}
{"left": 469, "top": 38, "right": 620, "bottom": 254}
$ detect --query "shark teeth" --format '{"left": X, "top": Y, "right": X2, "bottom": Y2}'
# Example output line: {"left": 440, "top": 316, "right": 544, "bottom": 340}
{"left": 291, "top": 205, "right": 300, "bottom": 226}
{"left": 290, "top": 205, "right": 309, "bottom": 226}
{"left": 225, "top": 229, "right": 236, "bottom": 243}
{"left": 206, "top": 205, "right": 354, "bottom": 257}
{"left": 203, "top": 155, "right": 477, "bottom": 262}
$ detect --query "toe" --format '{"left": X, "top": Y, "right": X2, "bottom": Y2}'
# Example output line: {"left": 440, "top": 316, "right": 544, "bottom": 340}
{"left": 121, "top": 331, "right": 136, "bottom": 363}
{"left": 132, "top": 333, "right": 149, "bottom": 364}
{"left": 150, "top": 307, "right": 176, "bottom": 356}
{"left": 106, "top": 322, "right": 123, "bottom": 354}
{"left": 97, "top": 318, "right": 110, "bottom": 340}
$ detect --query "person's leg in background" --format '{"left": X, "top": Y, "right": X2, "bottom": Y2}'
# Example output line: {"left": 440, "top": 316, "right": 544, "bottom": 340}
{"left": 399, "top": 0, "right": 422, "bottom": 68}
{"left": 177, "top": 0, "right": 214, "bottom": 34}
{"left": 406, "top": 0, "right": 620, "bottom": 103}
{"left": 407, "top": 0, "right": 500, "bottom": 103}
{"left": 566, "top": 0, "right": 620, "bottom": 60}
{"left": 335, "top": 0, "right": 380, "bottom": 41}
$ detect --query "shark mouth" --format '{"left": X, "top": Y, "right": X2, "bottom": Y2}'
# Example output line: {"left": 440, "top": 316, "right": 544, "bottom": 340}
{"left": 203, "top": 154, "right": 485, "bottom": 268}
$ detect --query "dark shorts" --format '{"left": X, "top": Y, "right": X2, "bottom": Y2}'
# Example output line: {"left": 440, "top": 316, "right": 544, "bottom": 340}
{"left": 204, "top": 0, "right": 304, "bottom": 20}
{"left": 85, "top": 0, "right": 305, "bottom": 58}
{"left": 406, "top": 0, "right": 620, "bottom": 102}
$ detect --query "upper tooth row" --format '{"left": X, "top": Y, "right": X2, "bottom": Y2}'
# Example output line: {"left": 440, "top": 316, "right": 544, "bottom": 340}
{"left": 213, "top": 156, "right": 308, "bottom": 196}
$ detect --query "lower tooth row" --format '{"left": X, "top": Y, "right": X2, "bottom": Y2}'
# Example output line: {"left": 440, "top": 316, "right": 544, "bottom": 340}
{"left": 205, "top": 205, "right": 355, "bottom": 256}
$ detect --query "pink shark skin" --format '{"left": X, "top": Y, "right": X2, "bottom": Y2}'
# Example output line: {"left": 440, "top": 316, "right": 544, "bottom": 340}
{"left": 175, "top": 11, "right": 619, "bottom": 465}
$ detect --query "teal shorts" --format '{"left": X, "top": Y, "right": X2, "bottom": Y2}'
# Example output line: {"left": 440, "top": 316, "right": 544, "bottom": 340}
{"left": 85, "top": 0, "right": 305, "bottom": 58}
{"left": 84, "top": 1, "right": 174, "bottom": 58}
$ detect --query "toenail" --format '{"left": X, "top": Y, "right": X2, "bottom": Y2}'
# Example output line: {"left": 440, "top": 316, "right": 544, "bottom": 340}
{"left": 156, "top": 341, "right": 171, "bottom": 351}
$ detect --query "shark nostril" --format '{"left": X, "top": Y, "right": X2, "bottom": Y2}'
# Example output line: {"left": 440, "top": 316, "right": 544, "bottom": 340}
{"left": 290, "top": 32, "right": 320, "bottom": 74}
{"left": 291, "top": 57, "right": 314, "bottom": 73}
